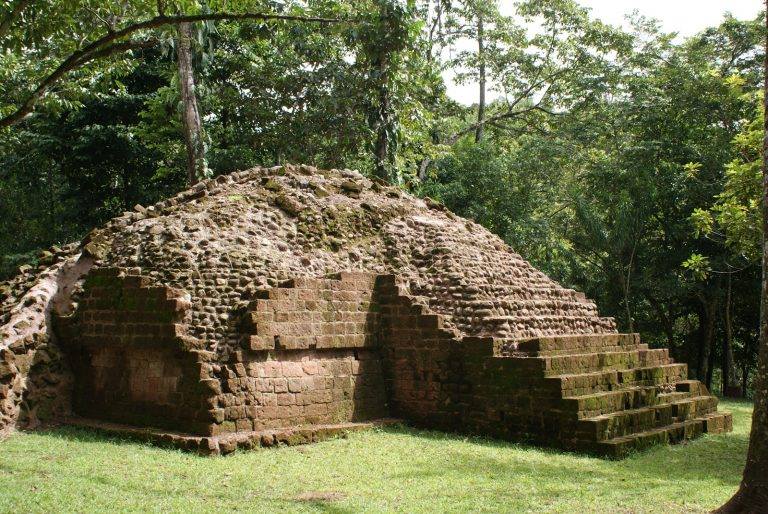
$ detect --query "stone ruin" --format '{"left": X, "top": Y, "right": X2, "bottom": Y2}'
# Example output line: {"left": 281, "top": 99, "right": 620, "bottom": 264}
{"left": 0, "top": 165, "right": 732, "bottom": 457}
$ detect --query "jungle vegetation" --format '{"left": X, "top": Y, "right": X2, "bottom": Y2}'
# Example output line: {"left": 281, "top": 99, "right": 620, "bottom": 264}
{"left": 0, "top": 0, "right": 765, "bottom": 401}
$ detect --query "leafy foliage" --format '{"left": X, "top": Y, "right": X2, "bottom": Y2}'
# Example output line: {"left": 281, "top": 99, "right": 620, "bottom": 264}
{"left": 0, "top": 1, "right": 765, "bottom": 394}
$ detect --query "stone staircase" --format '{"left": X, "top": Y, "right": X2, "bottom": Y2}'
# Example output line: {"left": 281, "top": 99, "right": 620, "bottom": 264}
{"left": 500, "top": 334, "right": 732, "bottom": 457}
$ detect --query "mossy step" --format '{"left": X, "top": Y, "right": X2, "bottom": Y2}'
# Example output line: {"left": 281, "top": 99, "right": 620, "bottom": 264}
{"left": 562, "top": 386, "right": 667, "bottom": 419}
{"left": 66, "top": 416, "right": 403, "bottom": 455}
{"left": 699, "top": 411, "right": 733, "bottom": 434}
{"left": 617, "top": 363, "right": 688, "bottom": 387}
{"left": 548, "top": 363, "right": 688, "bottom": 396}
{"left": 516, "top": 333, "right": 642, "bottom": 355}
{"left": 591, "top": 419, "right": 705, "bottom": 458}
{"left": 656, "top": 391, "right": 690, "bottom": 404}
{"left": 675, "top": 379, "right": 710, "bottom": 397}
{"left": 669, "top": 395, "right": 719, "bottom": 421}
{"left": 577, "top": 395, "right": 719, "bottom": 441}
{"left": 542, "top": 348, "right": 670, "bottom": 376}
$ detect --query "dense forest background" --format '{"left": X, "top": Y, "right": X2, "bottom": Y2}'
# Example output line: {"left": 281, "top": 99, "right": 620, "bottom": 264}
{"left": 0, "top": 0, "right": 765, "bottom": 397}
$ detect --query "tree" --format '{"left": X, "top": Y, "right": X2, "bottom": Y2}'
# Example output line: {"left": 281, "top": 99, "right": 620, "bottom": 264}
{"left": 444, "top": 0, "right": 630, "bottom": 146}
{"left": 0, "top": 1, "right": 341, "bottom": 130}
{"left": 715, "top": 4, "right": 768, "bottom": 510}
{"left": 423, "top": 10, "right": 764, "bottom": 395}
{"left": 687, "top": 92, "right": 763, "bottom": 396}
{"left": 357, "top": 0, "right": 417, "bottom": 183}
{"left": 475, "top": 8, "right": 485, "bottom": 143}
{"left": 176, "top": 21, "right": 208, "bottom": 185}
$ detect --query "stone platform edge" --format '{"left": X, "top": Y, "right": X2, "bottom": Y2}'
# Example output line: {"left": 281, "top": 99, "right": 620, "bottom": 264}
{"left": 62, "top": 416, "right": 402, "bottom": 455}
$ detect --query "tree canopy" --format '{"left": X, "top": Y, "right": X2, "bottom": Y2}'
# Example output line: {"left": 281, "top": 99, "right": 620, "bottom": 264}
{"left": 1, "top": 0, "right": 766, "bottom": 401}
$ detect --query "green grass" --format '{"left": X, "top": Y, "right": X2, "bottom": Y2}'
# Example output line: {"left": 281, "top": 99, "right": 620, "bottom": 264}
{"left": 0, "top": 399, "right": 753, "bottom": 513}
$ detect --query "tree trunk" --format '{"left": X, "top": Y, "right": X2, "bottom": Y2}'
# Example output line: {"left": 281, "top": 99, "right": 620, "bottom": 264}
{"left": 622, "top": 242, "right": 637, "bottom": 333}
{"left": 698, "top": 296, "right": 717, "bottom": 389}
{"left": 418, "top": 157, "right": 431, "bottom": 181}
{"left": 724, "top": 273, "right": 742, "bottom": 397}
{"left": 715, "top": 5, "right": 768, "bottom": 509}
{"left": 176, "top": 21, "right": 207, "bottom": 186}
{"left": 644, "top": 292, "right": 676, "bottom": 350}
{"left": 474, "top": 12, "right": 486, "bottom": 143}
{"left": 373, "top": 54, "right": 393, "bottom": 183}
{"left": 742, "top": 361, "right": 750, "bottom": 398}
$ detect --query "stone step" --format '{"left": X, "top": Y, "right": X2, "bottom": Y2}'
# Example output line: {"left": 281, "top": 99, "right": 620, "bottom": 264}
{"left": 444, "top": 298, "right": 601, "bottom": 320}
{"left": 472, "top": 315, "right": 617, "bottom": 336}
{"left": 699, "top": 411, "right": 733, "bottom": 434}
{"left": 577, "top": 396, "right": 719, "bottom": 441}
{"left": 562, "top": 386, "right": 668, "bottom": 419}
{"left": 618, "top": 363, "right": 689, "bottom": 388}
{"left": 675, "top": 379, "right": 710, "bottom": 397}
{"left": 541, "top": 348, "right": 670, "bottom": 376}
{"left": 591, "top": 419, "right": 705, "bottom": 458}
{"left": 589, "top": 410, "right": 733, "bottom": 458}
{"left": 668, "top": 395, "right": 719, "bottom": 422}
{"left": 656, "top": 391, "right": 691, "bottom": 404}
{"left": 507, "top": 348, "right": 670, "bottom": 377}
{"left": 66, "top": 416, "right": 402, "bottom": 456}
{"left": 516, "top": 333, "right": 642, "bottom": 355}
{"left": 547, "top": 363, "right": 688, "bottom": 396}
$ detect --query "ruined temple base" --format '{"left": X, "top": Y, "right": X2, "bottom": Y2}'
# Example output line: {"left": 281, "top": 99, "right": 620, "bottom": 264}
{"left": 64, "top": 416, "right": 402, "bottom": 456}
{"left": 573, "top": 411, "right": 733, "bottom": 459}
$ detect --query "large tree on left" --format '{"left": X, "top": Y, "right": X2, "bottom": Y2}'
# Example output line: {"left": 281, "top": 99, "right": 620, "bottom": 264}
{"left": 0, "top": 0, "right": 340, "bottom": 183}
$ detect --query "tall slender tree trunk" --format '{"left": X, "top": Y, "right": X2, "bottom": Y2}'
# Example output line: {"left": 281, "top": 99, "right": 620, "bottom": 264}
{"left": 716, "top": 5, "right": 768, "bottom": 509}
{"left": 724, "top": 272, "right": 741, "bottom": 397}
{"left": 474, "top": 12, "right": 486, "bottom": 143}
{"left": 373, "top": 54, "right": 393, "bottom": 183}
{"left": 622, "top": 241, "right": 637, "bottom": 333}
{"left": 644, "top": 293, "right": 676, "bottom": 350}
{"left": 742, "top": 361, "right": 750, "bottom": 397}
{"left": 698, "top": 296, "right": 717, "bottom": 389}
{"left": 177, "top": 21, "right": 207, "bottom": 186}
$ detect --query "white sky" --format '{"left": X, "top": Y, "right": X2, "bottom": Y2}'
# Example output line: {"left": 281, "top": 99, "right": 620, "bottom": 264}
{"left": 446, "top": 0, "right": 764, "bottom": 105}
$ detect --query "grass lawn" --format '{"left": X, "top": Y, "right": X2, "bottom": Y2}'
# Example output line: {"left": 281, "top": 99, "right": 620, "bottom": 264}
{"left": 0, "top": 399, "right": 752, "bottom": 513}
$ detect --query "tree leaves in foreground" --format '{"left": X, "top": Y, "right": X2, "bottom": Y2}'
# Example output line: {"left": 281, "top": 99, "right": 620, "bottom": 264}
{"left": 715, "top": 3, "right": 768, "bottom": 510}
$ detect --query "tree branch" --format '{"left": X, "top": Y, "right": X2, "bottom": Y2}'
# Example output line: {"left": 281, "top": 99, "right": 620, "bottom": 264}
{"left": 72, "top": 37, "right": 160, "bottom": 66}
{"left": 0, "top": 10, "right": 346, "bottom": 129}
{"left": 0, "top": 0, "right": 30, "bottom": 40}
{"left": 444, "top": 65, "right": 572, "bottom": 145}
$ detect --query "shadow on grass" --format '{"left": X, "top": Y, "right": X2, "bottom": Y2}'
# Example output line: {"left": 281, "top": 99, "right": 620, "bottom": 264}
{"left": 9, "top": 417, "right": 749, "bottom": 493}
{"left": 0, "top": 416, "right": 748, "bottom": 513}
{"left": 13, "top": 424, "right": 182, "bottom": 452}
{"left": 372, "top": 423, "right": 748, "bottom": 487}
{"left": 288, "top": 500, "right": 357, "bottom": 514}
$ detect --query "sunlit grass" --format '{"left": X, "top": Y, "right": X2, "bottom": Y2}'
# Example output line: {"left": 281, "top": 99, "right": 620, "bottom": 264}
{"left": 0, "top": 399, "right": 751, "bottom": 513}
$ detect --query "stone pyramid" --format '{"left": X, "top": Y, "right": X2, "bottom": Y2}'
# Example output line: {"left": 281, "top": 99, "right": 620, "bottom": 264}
{"left": 0, "top": 164, "right": 731, "bottom": 456}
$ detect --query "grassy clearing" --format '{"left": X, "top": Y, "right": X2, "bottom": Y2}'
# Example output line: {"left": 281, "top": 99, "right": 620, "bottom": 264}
{"left": 0, "top": 399, "right": 752, "bottom": 513}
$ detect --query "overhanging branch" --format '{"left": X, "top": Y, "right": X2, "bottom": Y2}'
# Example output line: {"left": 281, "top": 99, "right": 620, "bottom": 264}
{"left": 0, "top": 11, "right": 346, "bottom": 129}
{"left": 0, "top": 0, "right": 30, "bottom": 40}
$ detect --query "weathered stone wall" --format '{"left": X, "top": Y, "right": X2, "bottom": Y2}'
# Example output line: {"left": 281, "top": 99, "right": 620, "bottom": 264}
{"left": 61, "top": 269, "right": 390, "bottom": 436}
{"left": 0, "top": 250, "right": 86, "bottom": 436}
{"left": 209, "top": 349, "right": 387, "bottom": 434}
{"left": 209, "top": 272, "right": 388, "bottom": 434}
{"left": 61, "top": 268, "right": 216, "bottom": 434}
{"left": 241, "top": 273, "right": 381, "bottom": 352}
{"left": 377, "top": 275, "right": 465, "bottom": 429}
{"left": 56, "top": 268, "right": 617, "bottom": 442}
